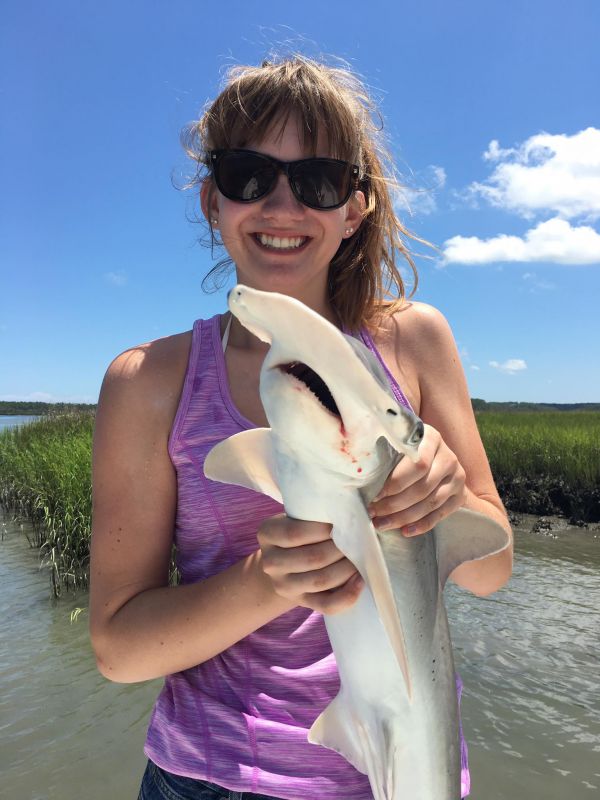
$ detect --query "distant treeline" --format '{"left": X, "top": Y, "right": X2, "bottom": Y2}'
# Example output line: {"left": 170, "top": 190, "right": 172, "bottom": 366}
{"left": 471, "top": 399, "right": 600, "bottom": 413}
{"left": 0, "top": 401, "right": 97, "bottom": 416}
{"left": 3, "top": 399, "right": 598, "bottom": 417}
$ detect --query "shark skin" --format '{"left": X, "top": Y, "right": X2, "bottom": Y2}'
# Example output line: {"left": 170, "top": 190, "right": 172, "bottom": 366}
{"left": 204, "top": 284, "right": 510, "bottom": 800}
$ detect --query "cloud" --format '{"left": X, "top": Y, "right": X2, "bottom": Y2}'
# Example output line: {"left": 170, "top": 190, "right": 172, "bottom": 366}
{"left": 104, "top": 271, "right": 128, "bottom": 286}
{"left": 396, "top": 165, "right": 447, "bottom": 216}
{"left": 469, "top": 127, "right": 600, "bottom": 220}
{"left": 489, "top": 359, "right": 527, "bottom": 375}
{"left": 443, "top": 217, "right": 600, "bottom": 265}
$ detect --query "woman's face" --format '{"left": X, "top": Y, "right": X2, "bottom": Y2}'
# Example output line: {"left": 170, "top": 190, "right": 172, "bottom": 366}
{"left": 202, "top": 113, "right": 364, "bottom": 314}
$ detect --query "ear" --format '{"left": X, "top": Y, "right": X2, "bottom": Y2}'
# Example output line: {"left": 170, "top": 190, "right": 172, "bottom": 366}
{"left": 200, "top": 179, "right": 219, "bottom": 224}
{"left": 344, "top": 189, "right": 366, "bottom": 234}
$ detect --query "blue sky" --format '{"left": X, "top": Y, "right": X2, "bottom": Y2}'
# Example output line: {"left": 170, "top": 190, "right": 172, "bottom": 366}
{"left": 2, "top": 0, "right": 599, "bottom": 404}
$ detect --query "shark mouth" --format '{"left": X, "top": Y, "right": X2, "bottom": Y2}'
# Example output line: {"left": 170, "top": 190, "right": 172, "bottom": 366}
{"left": 278, "top": 362, "right": 341, "bottom": 418}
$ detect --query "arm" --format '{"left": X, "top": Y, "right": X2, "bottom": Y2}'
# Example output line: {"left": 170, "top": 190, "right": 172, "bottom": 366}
{"left": 90, "top": 335, "right": 362, "bottom": 683}
{"left": 89, "top": 336, "right": 294, "bottom": 683}
{"left": 368, "top": 304, "right": 513, "bottom": 596}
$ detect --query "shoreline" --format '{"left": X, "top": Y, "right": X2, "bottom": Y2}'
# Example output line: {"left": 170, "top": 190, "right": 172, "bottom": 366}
{"left": 495, "top": 475, "right": 599, "bottom": 525}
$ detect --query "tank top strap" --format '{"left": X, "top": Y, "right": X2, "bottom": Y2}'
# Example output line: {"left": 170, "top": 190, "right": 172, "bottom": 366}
{"left": 357, "top": 327, "right": 414, "bottom": 413}
{"left": 167, "top": 317, "right": 216, "bottom": 459}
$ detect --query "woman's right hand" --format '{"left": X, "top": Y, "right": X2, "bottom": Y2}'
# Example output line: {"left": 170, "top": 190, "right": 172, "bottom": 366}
{"left": 257, "top": 515, "right": 364, "bottom": 615}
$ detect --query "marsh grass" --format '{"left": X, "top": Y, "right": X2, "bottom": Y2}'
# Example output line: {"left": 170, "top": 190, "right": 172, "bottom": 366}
{"left": 0, "top": 410, "right": 598, "bottom": 597}
{"left": 477, "top": 411, "right": 600, "bottom": 520}
{"left": 0, "top": 412, "right": 94, "bottom": 595}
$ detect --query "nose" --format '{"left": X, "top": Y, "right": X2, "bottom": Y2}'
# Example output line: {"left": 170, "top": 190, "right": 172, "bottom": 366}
{"left": 261, "top": 172, "right": 305, "bottom": 218}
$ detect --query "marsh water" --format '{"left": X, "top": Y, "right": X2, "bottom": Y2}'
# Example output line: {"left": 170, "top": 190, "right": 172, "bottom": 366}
{"left": 1, "top": 511, "right": 599, "bottom": 799}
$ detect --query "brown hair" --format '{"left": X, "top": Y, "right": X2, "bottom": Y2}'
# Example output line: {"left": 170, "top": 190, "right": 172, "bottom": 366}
{"left": 181, "top": 54, "right": 425, "bottom": 331}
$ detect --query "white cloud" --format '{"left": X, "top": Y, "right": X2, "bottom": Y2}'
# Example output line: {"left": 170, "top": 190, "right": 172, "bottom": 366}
{"left": 443, "top": 217, "right": 600, "bottom": 265}
{"left": 469, "top": 127, "right": 600, "bottom": 220}
{"left": 396, "top": 165, "right": 447, "bottom": 216}
{"left": 104, "top": 271, "right": 128, "bottom": 286}
{"left": 489, "top": 359, "right": 527, "bottom": 375}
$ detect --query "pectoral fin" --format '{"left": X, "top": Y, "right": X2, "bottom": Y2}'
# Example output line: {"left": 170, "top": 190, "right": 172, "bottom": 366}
{"left": 435, "top": 507, "right": 510, "bottom": 588}
{"left": 308, "top": 692, "right": 368, "bottom": 775}
{"left": 204, "top": 429, "right": 283, "bottom": 504}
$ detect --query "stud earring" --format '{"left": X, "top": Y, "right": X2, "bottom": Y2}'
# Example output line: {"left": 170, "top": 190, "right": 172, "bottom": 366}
{"left": 345, "top": 227, "right": 354, "bottom": 235}
{"left": 212, "top": 218, "right": 218, "bottom": 226}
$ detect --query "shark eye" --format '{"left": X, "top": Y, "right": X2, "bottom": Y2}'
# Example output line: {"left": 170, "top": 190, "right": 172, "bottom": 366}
{"left": 386, "top": 408, "right": 398, "bottom": 416}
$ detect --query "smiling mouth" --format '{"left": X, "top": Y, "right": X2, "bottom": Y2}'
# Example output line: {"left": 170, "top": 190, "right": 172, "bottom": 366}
{"left": 253, "top": 233, "right": 310, "bottom": 251}
{"left": 278, "top": 362, "right": 341, "bottom": 417}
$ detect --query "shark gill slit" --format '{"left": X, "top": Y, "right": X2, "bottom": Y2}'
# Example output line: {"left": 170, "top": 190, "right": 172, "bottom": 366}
{"left": 278, "top": 363, "right": 341, "bottom": 418}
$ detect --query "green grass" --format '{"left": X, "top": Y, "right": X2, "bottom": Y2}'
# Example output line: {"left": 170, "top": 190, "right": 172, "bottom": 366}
{"left": 477, "top": 411, "right": 600, "bottom": 486}
{"left": 0, "top": 412, "right": 94, "bottom": 594}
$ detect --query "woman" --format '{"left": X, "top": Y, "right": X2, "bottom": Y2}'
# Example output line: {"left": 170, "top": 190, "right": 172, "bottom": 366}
{"left": 89, "top": 55, "right": 513, "bottom": 800}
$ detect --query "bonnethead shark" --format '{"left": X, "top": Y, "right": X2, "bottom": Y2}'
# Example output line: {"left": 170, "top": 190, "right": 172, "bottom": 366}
{"left": 204, "top": 284, "right": 510, "bottom": 800}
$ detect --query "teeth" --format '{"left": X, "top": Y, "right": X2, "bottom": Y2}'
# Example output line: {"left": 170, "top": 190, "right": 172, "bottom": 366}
{"left": 257, "top": 233, "right": 306, "bottom": 249}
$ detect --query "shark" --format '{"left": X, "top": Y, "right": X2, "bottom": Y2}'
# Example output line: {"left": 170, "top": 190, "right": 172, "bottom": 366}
{"left": 204, "top": 284, "right": 510, "bottom": 800}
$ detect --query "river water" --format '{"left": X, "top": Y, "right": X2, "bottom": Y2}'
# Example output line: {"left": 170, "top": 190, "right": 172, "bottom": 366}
{"left": 1, "top": 510, "right": 599, "bottom": 799}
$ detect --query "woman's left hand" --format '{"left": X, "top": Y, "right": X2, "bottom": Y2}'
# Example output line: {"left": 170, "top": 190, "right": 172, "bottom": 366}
{"left": 368, "top": 424, "right": 467, "bottom": 536}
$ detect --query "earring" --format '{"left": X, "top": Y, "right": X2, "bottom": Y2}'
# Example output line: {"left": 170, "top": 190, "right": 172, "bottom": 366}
{"left": 212, "top": 218, "right": 218, "bottom": 227}
{"left": 345, "top": 227, "right": 354, "bottom": 235}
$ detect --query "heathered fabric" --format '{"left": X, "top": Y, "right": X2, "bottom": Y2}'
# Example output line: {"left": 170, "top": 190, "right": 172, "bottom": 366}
{"left": 144, "top": 313, "right": 470, "bottom": 799}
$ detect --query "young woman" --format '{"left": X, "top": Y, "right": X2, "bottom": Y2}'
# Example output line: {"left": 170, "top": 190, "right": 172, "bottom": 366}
{"left": 89, "top": 55, "right": 513, "bottom": 800}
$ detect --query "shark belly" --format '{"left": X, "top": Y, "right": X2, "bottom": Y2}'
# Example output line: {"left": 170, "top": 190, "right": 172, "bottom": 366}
{"left": 309, "top": 529, "right": 461, "bottom": 800}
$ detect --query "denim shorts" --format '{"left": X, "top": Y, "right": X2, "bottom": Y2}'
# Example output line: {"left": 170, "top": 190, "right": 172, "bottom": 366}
{"left": 137, "top": 760, "right": 285, "bottom": 800}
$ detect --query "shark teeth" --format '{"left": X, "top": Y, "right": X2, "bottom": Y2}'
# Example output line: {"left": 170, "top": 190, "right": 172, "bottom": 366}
{"left": 257, "top": 233, "right": 307, "bottom": 249}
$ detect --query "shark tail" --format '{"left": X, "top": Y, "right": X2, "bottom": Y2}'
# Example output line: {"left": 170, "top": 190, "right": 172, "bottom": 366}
{"left": 309, "top": 696, "right": 402, "bottom": 800}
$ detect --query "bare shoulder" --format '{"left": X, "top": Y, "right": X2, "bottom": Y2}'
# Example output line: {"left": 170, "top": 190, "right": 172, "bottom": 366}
{"left": 370, "top": 302, "right": 457, "bottom": 415}
{"left": 100, "top": 330, "right": 192, "bottom": 422}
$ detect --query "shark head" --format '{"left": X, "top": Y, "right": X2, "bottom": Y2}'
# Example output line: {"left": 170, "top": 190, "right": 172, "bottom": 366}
{"left": 228, "top": 285, "right": 424, "bottom": 481}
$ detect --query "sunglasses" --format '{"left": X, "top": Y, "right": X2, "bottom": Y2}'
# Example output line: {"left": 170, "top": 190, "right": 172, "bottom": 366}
{"left": 210, "top": 149, "right": 360, "bottom": 210}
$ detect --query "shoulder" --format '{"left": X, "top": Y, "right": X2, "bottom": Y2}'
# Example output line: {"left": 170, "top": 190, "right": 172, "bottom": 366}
{"left": 390, "top": 301, "right": 455, "bottom": 353}
{"left": 98, "top": 330, "right": 193, "bottom": 436}
{"left": 369, "top": 302, "right": 460, "bottom": 415}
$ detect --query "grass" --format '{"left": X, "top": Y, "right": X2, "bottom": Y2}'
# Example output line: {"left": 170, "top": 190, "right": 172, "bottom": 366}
{"left": 0, "top": 412, "right": 94, "bottom": 595}
{"left": 0, "top": 410, "right": 598, "bottom": 596}
{"left": 476, "top": 411, "right": 600, "bottom": 521}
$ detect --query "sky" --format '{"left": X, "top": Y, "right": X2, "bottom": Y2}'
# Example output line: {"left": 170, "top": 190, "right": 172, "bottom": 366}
{"left": 1, "top": 0, "right": 599, "bottom": 404}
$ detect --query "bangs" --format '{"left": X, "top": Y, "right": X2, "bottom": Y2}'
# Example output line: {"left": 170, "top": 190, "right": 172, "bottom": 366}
{"left": 205, "top": 61, "right": 362, "bottom": 163}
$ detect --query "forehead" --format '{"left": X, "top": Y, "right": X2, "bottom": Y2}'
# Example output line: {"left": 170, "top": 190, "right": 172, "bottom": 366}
{"left": 232, "top": 110, "right": 333, "bottom": 158}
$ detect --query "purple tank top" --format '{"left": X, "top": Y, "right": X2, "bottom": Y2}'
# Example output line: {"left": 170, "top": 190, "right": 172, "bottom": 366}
{"left": 144, "top": 314, "right": 470, "bottom": 798}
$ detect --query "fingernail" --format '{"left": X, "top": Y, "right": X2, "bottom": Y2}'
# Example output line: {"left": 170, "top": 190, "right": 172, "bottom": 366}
{"left": 375, "top": 517, "right": 392, "bottom": 531}
{"left": 402, "top": 525, "right": 418, "bottom": 536}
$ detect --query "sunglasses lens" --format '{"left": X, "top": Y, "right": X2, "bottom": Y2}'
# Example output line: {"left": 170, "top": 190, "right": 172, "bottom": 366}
{"left": 292, "top": 161, "right": 352, "bottom": 209}
{"left": 216, "top": 153, "right": 276, "bottom": 201}
{"left": 213, "top": 151, "right": 355, "bottom": 209}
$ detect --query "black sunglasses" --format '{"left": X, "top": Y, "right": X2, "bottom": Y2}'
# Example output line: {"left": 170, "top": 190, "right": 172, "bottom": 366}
{"left": 210, "top": 149, "right": 360, "bottom": 210}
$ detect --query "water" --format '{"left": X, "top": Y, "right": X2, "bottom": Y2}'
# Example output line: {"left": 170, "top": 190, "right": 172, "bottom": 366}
{"left": 0, "top": 415, "right": 41, "bottom": 433}
{"left": 1, "top": 512, "right": 599, "bottom": 800}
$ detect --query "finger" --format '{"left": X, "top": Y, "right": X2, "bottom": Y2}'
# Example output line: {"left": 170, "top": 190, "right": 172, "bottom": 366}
{"left": 261, "top": 537, "right": 347, "bottom": 576}
{"left": 370, "top": 462, "right": 450, "bottom": 518}
{"left": 372, "top": 430, "right": 441, "bottom": 503}
{"left": 275, "top": 555, "right": 359, "bottom": 596}
{"left": 374, "top": 486, "right": 464, "bottom": 534}
{"left": 300, "top": 572, "right": 365, "bottom": 616}
{"left": 258, "top": 515, "right": 333, "bottom": 548}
